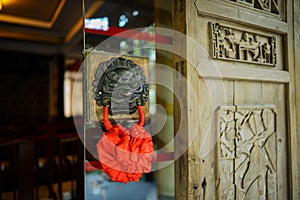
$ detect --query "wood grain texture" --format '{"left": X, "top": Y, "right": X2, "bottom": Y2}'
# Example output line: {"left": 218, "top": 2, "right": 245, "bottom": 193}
{"left": 194, "top": 0, "right": 287, "bottom": 33}
{"left": 173, "top": 0, "right": 299, "bottom": 199}
{"left": 293, "top": 0, "right": 300, "bottom": 198}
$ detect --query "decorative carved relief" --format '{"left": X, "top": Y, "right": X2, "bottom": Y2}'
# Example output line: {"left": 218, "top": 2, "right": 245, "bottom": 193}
{"left": 218, "top": 105, "right": 277, "bottom": 199}
{"left": 93, "top": 57, "right": 149, "bottom": 115}
{"left": 225, "top": 0, "right": 280, "bottom": 15}
{"left": 209, "top": 23, "right": 277, "bottom": 66}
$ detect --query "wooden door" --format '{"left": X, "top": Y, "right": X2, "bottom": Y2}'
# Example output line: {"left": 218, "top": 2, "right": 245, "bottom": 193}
{"left": 173, "top": 0, "right": 299, "bottom": 199}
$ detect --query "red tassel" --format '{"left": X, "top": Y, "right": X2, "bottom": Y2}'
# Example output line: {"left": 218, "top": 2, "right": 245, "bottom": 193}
{"left": 103, "top": 107, "right": 113, "bottom": 130}
{"left": 97, "top": 106, "right": 153, "bottom": 183}
{"left": 137, "top": 105, "right": 144, "bottom": 127}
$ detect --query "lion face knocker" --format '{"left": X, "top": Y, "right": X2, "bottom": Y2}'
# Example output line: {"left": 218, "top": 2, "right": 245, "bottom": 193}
{"left": 93, "top": 57, "right": 149, "bottom": 115}
{"left": 93, "top": 57, "right": 153, "bottom": 183}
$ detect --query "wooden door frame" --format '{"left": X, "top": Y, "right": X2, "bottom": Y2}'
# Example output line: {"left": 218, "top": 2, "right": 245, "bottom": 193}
{"left": 293, "top": 0, "right": 300, "bottom": 198}
{"left": 172, "top": 0, "right": 300, "bottom": 199}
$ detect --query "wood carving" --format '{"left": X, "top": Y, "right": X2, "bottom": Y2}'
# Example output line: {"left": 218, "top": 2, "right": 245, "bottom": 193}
{"left": 226, "top": 0, "right": 280, "bottom": 15}
{"left": 218, "top": 105, "right": 277, "bottom": 199}
{"left": 209, "top": 22, "right": 277, "bottom": 66}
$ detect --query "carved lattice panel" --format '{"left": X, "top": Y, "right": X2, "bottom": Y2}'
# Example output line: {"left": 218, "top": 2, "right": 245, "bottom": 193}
{"left": 218, "top": 105, "right": 277, "bottom": 199}
{"left": 225, "top": 0, "right": 280, "bottom": 15}
{"left": 209, "top": 22, "right": 277, "bottom": 66}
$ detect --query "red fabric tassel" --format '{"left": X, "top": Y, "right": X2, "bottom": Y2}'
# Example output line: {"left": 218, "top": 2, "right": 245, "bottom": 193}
{"left": 97, "top": 106, "right": 153, "bottom": 183}
{"left": 103, "top": 107, "right": 113, "bottom": 130}
{"left": 137, "top": 106, "right": 145, "bottom": 127}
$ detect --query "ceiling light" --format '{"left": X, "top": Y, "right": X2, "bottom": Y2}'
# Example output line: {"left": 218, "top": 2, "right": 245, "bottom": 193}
{"left": 132, "top": 10, "right": 139, "bottom": 16}
{"left": 0, "top": 0, "right": 3, "bottom": 11}
{"left": 118, "top": 15, "right": 128, "bottom": 27}
{"left": 85, "top": 17, "right": 109, "bottom": 31}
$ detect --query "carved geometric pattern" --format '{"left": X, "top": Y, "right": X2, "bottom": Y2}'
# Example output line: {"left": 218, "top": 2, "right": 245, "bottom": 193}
{"left": 209, "top": 23, "right": 277, "bottom": 66}
{"left": 218, "top": 105, "right": 277, "bottom": 199}
{"left": 225, "top": 0, "right": 280, "bottom": 15}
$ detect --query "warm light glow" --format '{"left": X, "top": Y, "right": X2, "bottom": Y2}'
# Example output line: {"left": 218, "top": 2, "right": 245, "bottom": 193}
{"left": 0, "top": 0, "right": 66, "bottom": 29}
{"left": 0, "top": 0, "right": 2, "bottom": 11}
{"left": 64, "top": 71, "right": 83, "bottom": 117}
{"left": 2, "top": 0, "right": 18, "bottom": 6}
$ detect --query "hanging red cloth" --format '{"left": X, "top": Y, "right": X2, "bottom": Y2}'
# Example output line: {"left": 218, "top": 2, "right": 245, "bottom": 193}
{"left": 96, "top": 106, "right": 154, "bottom": 183}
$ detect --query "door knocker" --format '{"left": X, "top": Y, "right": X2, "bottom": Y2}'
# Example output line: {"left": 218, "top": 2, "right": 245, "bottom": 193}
{"left": 93, "top": 57, "right": 153, "bottom": 183}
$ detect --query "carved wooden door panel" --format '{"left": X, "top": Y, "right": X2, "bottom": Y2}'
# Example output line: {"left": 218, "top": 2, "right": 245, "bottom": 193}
{"left": 173, "top": 0, "right": 298, "bottom": 199}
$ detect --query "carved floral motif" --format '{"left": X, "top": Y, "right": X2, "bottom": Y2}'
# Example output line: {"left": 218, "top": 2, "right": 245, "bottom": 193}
{"left": 218, "top": 105, "right": 277, "bottom": 199}
{"left": 225, "top": 0, "right": 280, "bottom": 15}
{"left": 209, "top": 23, "right": 277, "bottom": 66}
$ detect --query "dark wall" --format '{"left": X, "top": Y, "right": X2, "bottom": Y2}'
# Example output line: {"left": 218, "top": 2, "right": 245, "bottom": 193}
{"left": 0, "top": 51, "right": 51, "bottom": 126}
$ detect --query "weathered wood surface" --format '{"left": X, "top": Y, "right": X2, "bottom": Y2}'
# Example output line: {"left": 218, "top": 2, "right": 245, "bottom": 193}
{"left": 173, "top": 0, "right": 299, "bottom": 199}
{"left": 293, "top": 0, "right": 300, "bottom": 198}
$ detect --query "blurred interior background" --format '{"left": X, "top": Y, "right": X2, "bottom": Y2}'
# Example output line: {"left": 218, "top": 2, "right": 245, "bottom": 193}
{"left": 0, "top": 0, "right": 174, "bottom": 199}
